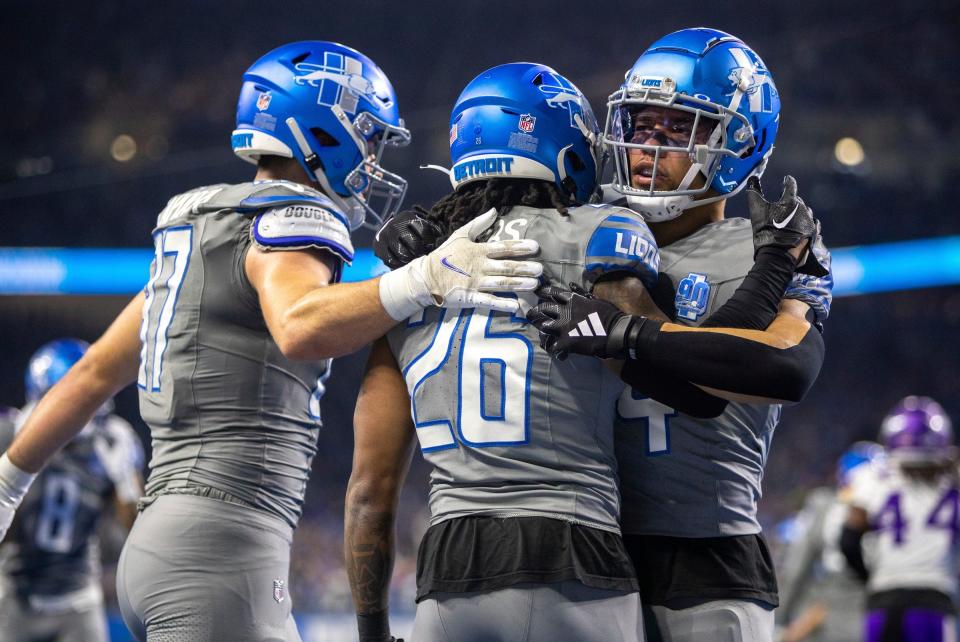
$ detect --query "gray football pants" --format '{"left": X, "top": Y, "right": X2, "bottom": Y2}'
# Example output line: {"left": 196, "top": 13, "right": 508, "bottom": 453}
{"left": 649, "top": 599, "right": 774, "bottom": 642}
{"left": 0, "top": 598, "right": 107, "bottom": 642}
{"left": 411, "top": 580, "right": 645, "bottom": 641}
{"left": 116, "top": 494, "right": 302, "bottom": 642}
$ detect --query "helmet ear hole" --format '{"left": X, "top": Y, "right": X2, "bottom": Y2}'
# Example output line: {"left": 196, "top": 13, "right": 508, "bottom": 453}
{"left": 310, "top": 128, "right": 341, "bottom": 147}
{"left": 532, "top": 73, "right": 544, "bottom": 86}
{"left": 566, "top": 150, "right": 586, "bottom": 172}
{"left": 291, "top": 52, "right": 310, "bottom": 65}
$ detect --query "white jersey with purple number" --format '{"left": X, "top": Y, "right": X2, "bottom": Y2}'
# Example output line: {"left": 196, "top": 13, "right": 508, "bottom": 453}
{"left": 851, "top": 462, "right": 960, "bottom": 596}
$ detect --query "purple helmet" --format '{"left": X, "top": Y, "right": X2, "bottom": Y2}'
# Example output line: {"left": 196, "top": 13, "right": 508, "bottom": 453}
{"left": 880, "top": 396, "right": 953, "bottom": 463}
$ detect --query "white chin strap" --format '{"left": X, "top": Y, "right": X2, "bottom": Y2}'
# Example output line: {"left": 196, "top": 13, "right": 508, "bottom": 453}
{"left": 285, "top": 116, "right": 366, "bottom": 229}
{"left": 624, "top": 193, "right": 693, "bottom": 222}
{"left": 624, "top": 161, "right": 762, "bottom": 222}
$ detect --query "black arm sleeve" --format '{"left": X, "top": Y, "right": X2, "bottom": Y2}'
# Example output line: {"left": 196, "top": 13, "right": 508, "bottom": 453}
{"left": 839, "top": 525, "right": 870, "bottom": 583}
{"left": 700, "top": 246, "right": 798, "bottom": 330}
{"left": 626, "top": 318, "right": 825, "bottom": 402}
{"left": 619, "top": 360, "right": 728, "bottom": 418}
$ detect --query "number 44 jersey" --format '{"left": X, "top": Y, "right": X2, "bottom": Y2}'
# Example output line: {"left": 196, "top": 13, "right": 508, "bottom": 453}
{"left": 850, "top": 462, "right": 960, "bottom": 596}
{"left": 386, "top": 204, "right": 658, "bottom": 534}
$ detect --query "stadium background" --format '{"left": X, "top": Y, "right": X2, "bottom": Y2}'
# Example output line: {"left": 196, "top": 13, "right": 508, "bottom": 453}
{"left": 1, "top": 1, "right": 958, "bottom": 639}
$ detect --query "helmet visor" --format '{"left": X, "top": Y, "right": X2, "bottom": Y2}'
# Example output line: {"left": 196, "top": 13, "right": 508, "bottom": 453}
{"left": 613, "top": 104, "right": 714, "bottom": 150}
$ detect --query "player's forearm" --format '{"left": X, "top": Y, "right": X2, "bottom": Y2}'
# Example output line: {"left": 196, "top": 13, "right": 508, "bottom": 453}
{"left": 700, "top": 246, "right": 798, "bottom": 331}
{"left": 839, "top": 525, "right": 869, "bottom": 582}
{"left": 279, "top": 278, "right": 397, "bottom": 360}
{"left": 9, "top": 353, "right": 132, "bottom": 472}
{"left": 344, "top": 476, "right": 401, "bottom": 641}
{"left": 9, "top": 296, "right": 142, "bottom": 473}
{"left": 592, "top": 277, "right": 726, "bottom": 415}
{"left": 625, "top": 313, "right": 825, "bottom": 403}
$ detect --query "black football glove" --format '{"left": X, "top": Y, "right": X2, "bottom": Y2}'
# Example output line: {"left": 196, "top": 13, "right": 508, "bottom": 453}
{"left": 373, "top": 209, "right": 446, "bottom": 270}
{"left": 526, "top": 283, "right": 635, "bottom": 360}
{"left": 746, "top": 176, "right": 829, "bottom": 277}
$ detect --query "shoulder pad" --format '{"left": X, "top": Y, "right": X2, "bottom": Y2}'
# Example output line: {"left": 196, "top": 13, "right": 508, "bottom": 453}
{"left": 156, "top": 184, "right": 229, "bottom": 228}
{"left": 583, "top": 206, "right": 660, "bottom": 289}
{"left": 191, "top": 180, "right": 330, "bottom": 214}
{"left": 252, "top": 203, "right": 355, "bottom": 268}
{"left": 785, "top": 240, "right": 833, "bottom": 326}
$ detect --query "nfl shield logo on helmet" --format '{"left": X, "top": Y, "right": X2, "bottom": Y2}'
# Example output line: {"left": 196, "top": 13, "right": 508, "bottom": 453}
{"left": 256, "top": 92, "right": 272, "bottom": 112}
{"left": 518, "top": 114, "right": 536, "bottom": 133}
{"left": 273, "top": 579, "right": 286, "bottom": 603}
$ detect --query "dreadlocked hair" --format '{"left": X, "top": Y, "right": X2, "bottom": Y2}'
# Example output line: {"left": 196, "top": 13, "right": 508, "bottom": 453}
{"left": 414, "top": 179, "right": 572, "bottom": 237}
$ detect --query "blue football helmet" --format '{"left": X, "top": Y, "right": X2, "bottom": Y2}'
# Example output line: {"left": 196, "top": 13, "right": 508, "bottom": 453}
{"left": 232, "top": 41, "right": 411, "bottom": 230}
{"left": 25, "top": 339, "right": 89, "bottom": 403}
{"left": 604, "top": 28, "right": 780, "bottom": 221}
{"left": 836, "top": 441, "right": 884, "bottom": 488}
{"left": 448, "top": 63, "right": 602, "bottom": 203}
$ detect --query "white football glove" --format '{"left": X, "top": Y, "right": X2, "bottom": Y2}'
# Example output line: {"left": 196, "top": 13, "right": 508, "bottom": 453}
{"left": 0, "top": 453, "right": 36, "bottom": 541}
{"left": 379, "top": 208, "right": 542, "bottom": 320}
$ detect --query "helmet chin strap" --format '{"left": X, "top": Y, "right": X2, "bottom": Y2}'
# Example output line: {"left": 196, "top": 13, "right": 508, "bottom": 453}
{"left": 628, "top": 160, "right": 765, "bottom": 222}
{"left": 285, "top": 116, "right": 365, "bottom": 229}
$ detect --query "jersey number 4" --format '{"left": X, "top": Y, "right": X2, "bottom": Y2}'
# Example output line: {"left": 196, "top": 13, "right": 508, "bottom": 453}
{"left": 138, "top": 226, "right": 193, "bottom": 391}
{"left": 404, "top": 306, "right": 532, "bottom": 453}
{"left": 617, "top": 389, "right": 678, "bottom": 455}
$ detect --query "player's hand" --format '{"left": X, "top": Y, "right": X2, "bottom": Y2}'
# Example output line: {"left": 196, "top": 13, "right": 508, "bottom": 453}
{"left": 747, "top": 176, "right": 829, "bottom": 277}
{"left": 379, "top": 208, "right": 542, "bottom": 319}
{"left": 373, "top": 209, "right": 446, "bottom": 270}
{"left": 526, "top": 283, "right": 634, "bottom": 360}
{"left": 0, "top": 453, "right": 37, "bottom": 541}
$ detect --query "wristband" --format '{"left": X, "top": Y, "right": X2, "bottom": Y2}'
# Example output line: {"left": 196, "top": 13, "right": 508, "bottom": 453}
{"left": 624, "top": 316, "right": 662, "bottom": 362}
{"left": 0, "top": 453, "right": 37, "bottom": 508}
{"left": 605, "top": 315, "right": 636, "bottom": 360}
{"left": 378, "top": 257, "right": 431, "bottom": 321}
{"left": 357, "top": 611, "right": 391, "bottom": 642}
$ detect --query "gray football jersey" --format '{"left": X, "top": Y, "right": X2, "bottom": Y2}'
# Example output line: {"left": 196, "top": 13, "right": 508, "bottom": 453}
{"left": 0, "top": 409, "right": 142, "bottom": 599}
{"left": 777, "top": 488, "right": 865, "bottom": 639}
{"left": 138, "top": 180, "right": 350, "bottom": 528}
{"left": 616, "top": 217, "right": 782, "bottom": 537}
{"left": 387, "top": 204, "right": 659, "bottom": 533}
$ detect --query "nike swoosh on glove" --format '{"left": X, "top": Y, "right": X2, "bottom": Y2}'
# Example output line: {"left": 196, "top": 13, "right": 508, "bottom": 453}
{"left": 526, "top": 283, "right": 633, "bottom": 360}
{"left": 379, "top": 208, "right": 543, "bottom": 320}
{"left": 747, "top": 176, "right": 829, "bottom": 277}
{"left": 373, "top": 209, "right": 447, "bottom": 270}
